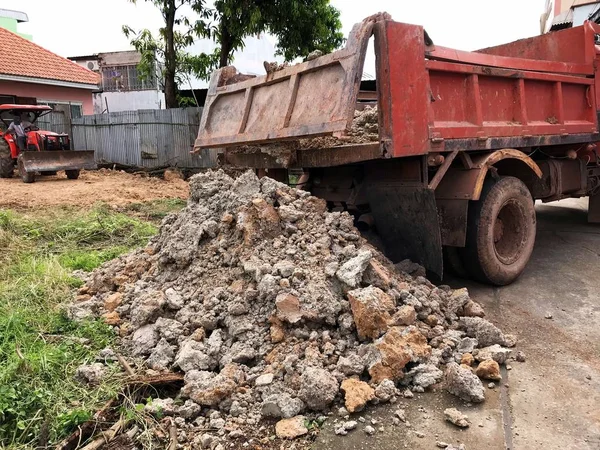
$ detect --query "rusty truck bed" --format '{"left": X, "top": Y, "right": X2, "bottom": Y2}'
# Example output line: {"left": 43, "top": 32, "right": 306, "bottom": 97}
{"left": 194, "top": 15, "right": 600, "bottom": 169}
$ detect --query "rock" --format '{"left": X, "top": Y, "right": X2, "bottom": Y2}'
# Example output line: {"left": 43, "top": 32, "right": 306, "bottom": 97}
{"left": 436, "top": 442, "right": 449, "bottom": 448}
{"left": 410, "top": 363, "right": 444, "bottom": 389}
{"left": 255, "top": 373, "right": 274, "bottom": 386}
{"left": 146, "top": 338, "right": 175, "bottom": 370}
{"left": 403, "top": 389, "right": 414, "bottom": 399}
{"left": 336, "top": 249, "right": 372, "bottom": 287}
{"left": 460, "top": 317, "right": 507, "bottom": 347}
{"left": 348, "top": 286, "right": 395, "bottom": 340}
{"left": 393, "top": 305, "right": 417, "bottom": 326}
{"left": 368, "top": 327, "right": 431, "bottom": 383}
{"left": 75, "top": 363, "right": 106, "bottom": 385}
{"left": 275, "top": 293, "right": 302, "bottom": 324}
{"left": 444, "top": 408, "right": 470, "bottom": 428}
{"left": 374, "top": 379, "right": 397, "bottom": 402}
{"left": 102, "top": 311, "right": 120, "bottom": 325}
{"left": 516, "top": 351, "right": 526, "bottom": 362}
{"left": 414, "top": 431, "right": 425, "bottom": 438}
{"left": 341, "top": 378, "right": 375, "bottom": 413}
{"left": 275, "top": 416, "right": 309, "bottom": 439}
{"left": 475, "top": 359, "right": 502, "bottom": 381}
{"left": 334, "top": 426, "right": 348, "bottom": 436}
{"left": 129, "top": 290, "right": 164, "bottom": 328}
{"left": 460, "top": 353, "right": 474, "bottom": 366}
{"left": 144, "top": 397, "right": 176, "bottom": 416}
{"left": 338, "top": 407, "right": 349, "bottom": 417}
{"left": 445, "top": 363, "right": 485, "bottom": 403}
{"left": 261, "top": 393, "right": 305, "bottom": 419}
{"left": 336, "top": 353, "right": 365, "bottom": 376}
{"left": 457, "top": 337, "right": 478, "bottom": 354}
{"left": 181, "top": 364, "right": 244, "bottom": 406}
{"left": 155, "top": 317, "right": 184, "bottom": 342}
{"left": 363, "top": 259, "right": 392, "bottom": 289}
{"left": 176, "top": 399, "right": 202, "bottom": 419}
{"left": 473, "top": 344, "right": 512, "bottom": 365}
{"left": 446, "top": 288, "right": 471, "bottom": 317}
{"left": 298, "top": 367, "right": 339, "bottom": 410}
{"left": 545, "top": 313, "right": 553, "bottom": 319}
{"left": 488, "top": 382, "right": 496, "bottom": 389}
{"left": 462, "top": 300, "right": 485, "bottom": 317}
{"left": 343, "top": 420, "right": 358, "bottom": 430}
{"left": 394, "top": 408, "right": 407, "bottom": 422}
{"left": 504, "top": 333, "right": 518, "bottom": 348}
{"left": 274, "top": 260, "right": 295, "bottom": 278}
{"left": 364, "top": 425, "right": 376, "bottom": 435}
{"left": 164, "top": 287, "right": 185, "bottom": 310}
{"left": 104, "top": 292, "right": 123, "bottom": 312}
{"left": 174, "top": 340, "right": 214, "bottom": 372}
{"left": 131, "top": 324, "right": 159, "bottom": 356}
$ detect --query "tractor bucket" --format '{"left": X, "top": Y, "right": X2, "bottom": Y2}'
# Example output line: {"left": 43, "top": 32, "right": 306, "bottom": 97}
{"left": 18, "top": 151, "right": 96, "bottom": 173}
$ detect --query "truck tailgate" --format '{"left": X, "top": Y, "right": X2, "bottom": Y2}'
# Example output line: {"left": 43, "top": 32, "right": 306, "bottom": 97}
{"left": 194, "top": 14, "right": 388, "bottom": 151}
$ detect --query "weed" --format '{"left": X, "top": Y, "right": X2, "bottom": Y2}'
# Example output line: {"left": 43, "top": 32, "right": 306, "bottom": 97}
{"left": 0, "top": 203, "right": 174, "bottom": 448}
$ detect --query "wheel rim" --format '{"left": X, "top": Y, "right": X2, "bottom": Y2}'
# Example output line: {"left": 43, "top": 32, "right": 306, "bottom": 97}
{"left": 493, "top": 199, "right": 527, "bottom": 265}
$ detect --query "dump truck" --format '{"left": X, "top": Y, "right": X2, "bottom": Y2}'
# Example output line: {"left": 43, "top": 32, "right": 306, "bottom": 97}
{"left": 193, "top": 13, "right": 600, "bottom": 285}
{"left": 0, "top": 104, "right": 96, "bottom": 183}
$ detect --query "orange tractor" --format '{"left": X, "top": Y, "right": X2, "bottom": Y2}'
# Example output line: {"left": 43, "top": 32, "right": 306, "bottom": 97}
{"left": 0, "top": 104, "right": 95, "bottom": 183}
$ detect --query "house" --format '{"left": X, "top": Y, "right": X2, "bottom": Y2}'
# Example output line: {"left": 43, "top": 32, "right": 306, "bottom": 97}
{"left": 69, "top": 51, "right": 164, "bottom": 114}
{"left": 541, "top": 0, "right": 600, "bottom": 33}
{"left": 0, "top": 26, "right": 99, "bottom": 116}
{"left": 0, "top": 8, "right": 31, "bottom": 40}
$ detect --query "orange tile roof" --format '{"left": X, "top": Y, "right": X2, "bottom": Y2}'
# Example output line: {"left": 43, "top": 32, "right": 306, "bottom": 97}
{"left": 0, "top": 27, "right": 99, "bottom": 86}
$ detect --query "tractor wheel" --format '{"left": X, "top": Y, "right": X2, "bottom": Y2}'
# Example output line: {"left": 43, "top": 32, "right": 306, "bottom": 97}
{"left": 459, "top": 176, "right": 536, "bottom": 286}
{"left": 66, "top": 170, "right": 80, "bottom": 180}
{"left": 17, "top": 157, "right": 35, "bottom": 184}
{"left": 0, "top": 138, "right": 13, "bottom": 178}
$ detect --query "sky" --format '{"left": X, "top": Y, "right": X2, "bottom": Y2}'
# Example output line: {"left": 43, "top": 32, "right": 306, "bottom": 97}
{"left": 7, "top": 0, "right": 547, "bottom": 85}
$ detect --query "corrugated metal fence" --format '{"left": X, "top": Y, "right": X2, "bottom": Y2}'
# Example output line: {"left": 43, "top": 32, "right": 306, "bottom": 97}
{"left": 71, "top": 108, "right": 214, "bottom": 169}
{"left": 37, "top": 108, "right": 214, "bottom": 169}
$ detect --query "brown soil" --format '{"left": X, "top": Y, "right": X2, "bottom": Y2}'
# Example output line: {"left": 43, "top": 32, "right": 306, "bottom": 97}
{"left": 0, "top": 169, "right": 189, "bottom": 209}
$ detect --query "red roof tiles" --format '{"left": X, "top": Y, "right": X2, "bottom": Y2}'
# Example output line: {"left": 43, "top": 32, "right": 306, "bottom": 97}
{"left": 0, "top": 27, "right": 99, "bottom": 86}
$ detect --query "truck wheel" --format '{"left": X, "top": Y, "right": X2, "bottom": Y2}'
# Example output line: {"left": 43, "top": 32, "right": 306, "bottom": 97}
{"left": 0, "top": 138, "right": 13, "bottom": 178}
{"left": 460, "top": 176, "right": 536, "bottom": 286}
{"left": 18, "top": 158, "right": 35, "bottom": 183}
{"left": 66, "top": 170, "right": 80, "bottom": 180}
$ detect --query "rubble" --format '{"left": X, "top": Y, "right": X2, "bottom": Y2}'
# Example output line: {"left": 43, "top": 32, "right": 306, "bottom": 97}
{"left": 475, "top": 359, "right": 502, "bottom": 381}
{"left": 444, "top": 408, "right": 470, "bottom": 428}
{"left": 69, "top": 170, "right": 517, "bottom": 445}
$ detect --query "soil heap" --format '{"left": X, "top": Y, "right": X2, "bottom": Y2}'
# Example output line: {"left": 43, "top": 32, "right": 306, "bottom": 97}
{"left": 69, "top": 170, "right": 516, "bottom": 447}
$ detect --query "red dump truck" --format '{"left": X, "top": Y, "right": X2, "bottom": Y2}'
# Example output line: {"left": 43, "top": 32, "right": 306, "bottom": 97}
{"left": 194, "top": 13, "right": 600, "bottom": 285}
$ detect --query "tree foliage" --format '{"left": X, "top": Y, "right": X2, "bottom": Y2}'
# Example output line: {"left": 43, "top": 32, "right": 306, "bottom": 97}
{"left": 123, "top": 0, "right": 344, "bottom": 107}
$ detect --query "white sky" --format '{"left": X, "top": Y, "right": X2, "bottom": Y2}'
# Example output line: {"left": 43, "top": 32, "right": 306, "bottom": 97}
{"left": 10, "top": 0, "right": 546, "bottom": 57}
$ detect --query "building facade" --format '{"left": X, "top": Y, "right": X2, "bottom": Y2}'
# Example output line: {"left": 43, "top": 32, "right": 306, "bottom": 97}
{"left": 70, "top": 51, "right": 165, "bottom": 114}
{"left": 542, "top": 0, "right": 600, "bottom": 33}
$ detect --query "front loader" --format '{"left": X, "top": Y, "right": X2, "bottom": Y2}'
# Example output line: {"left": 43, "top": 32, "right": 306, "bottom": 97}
{"left": 0, "top": 104, "right": 95, "bottom": 183}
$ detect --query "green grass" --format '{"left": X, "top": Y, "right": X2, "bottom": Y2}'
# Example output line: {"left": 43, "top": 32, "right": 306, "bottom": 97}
{"left": 0, "top": 201, "right": 184, "bottom": 448}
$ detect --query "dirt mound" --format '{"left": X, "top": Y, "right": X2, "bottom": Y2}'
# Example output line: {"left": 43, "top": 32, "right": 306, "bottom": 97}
{"left": 70, "top": 170, "right": 516, "bottom": 447}
{"left": 0, "top": 169, "right": 189, "bottom": 209}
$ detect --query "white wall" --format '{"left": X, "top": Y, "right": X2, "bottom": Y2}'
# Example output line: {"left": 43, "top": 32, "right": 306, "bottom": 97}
{"left": 93, "top": 90, "right": 165, "bottom": 114}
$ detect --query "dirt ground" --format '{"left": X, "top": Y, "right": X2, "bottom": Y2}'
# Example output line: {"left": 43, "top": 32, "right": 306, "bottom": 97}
{"left": 0, "top": 169, "right": 189, "bottom": 209}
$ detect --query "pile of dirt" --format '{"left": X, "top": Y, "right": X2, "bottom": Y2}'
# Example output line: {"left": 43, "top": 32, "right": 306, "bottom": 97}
{"left": 299, "top": 106, "right": 379, "bottom": 149}
{"left": 69, "top": 170, "right": 517, "bottom": 448}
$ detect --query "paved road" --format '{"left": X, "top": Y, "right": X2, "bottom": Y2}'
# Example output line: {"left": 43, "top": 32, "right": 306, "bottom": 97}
{"left": 318, "top": 198, "right": 600, "bottom": 449}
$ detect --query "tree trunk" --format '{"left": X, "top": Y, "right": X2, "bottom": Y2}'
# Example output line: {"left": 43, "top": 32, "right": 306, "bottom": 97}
{"left": 164, "top": 0, "right": 178, "bottom": 108}
{"left": 219, "top": 22, "right": 233, "bottom": 68}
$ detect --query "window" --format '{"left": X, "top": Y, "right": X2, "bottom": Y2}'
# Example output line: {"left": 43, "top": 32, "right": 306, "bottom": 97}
{"left": 70, "top": 104, "right": 83, "bottom": 119}
{"left": 101, "top": 65, "right": 157, "bottom": 92}
{"left": 0, "top": 95, "right": 16, "bottom": 105}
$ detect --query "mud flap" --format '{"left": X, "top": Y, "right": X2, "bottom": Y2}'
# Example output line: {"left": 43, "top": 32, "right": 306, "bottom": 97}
{"left": 18, "top": 151, "right": 96, "bottom": 173}
{"left": 589, "top": 193, "right": 600, "bottom": 223}
{"left": 367, "top": 185, "right": 443, "bottom": 277}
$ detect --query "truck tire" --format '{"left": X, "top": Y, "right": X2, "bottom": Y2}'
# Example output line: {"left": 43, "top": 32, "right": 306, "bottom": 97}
{"left": 0, "top": 138, "right": 13, "bottom": 178}
{"left": 66, "top": 170, "right": 80, "bottom": 180}
{"left": 460, "top": 176, "right": 536, "bottom": 286}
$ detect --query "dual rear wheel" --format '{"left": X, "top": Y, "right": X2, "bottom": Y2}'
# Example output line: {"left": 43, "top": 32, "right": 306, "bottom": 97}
{"left": 445, "top": 176, "right": 536, "bottom": 286}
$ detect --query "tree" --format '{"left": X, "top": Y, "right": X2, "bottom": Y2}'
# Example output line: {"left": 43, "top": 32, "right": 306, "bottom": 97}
{"left": 124, "top": 0, "right": 343, "bottom": 107}
{"left": 123, "top": 0, "right": 214, "bottom": 108}
{"left": 208, "top": 0, "right": 344, "bottom": 68}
